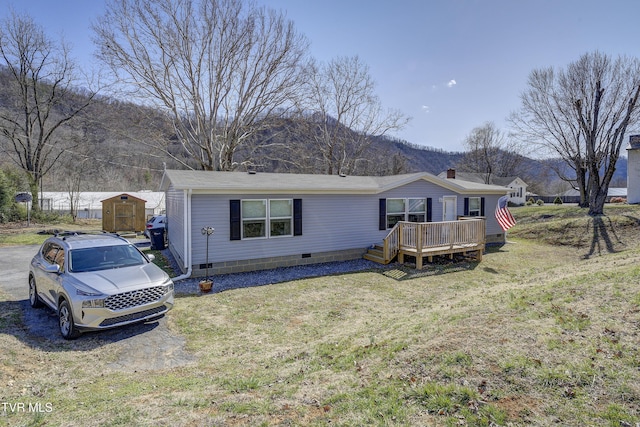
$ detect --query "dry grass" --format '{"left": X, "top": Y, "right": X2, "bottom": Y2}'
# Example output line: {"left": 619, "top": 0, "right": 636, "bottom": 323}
{"left": 0, "top": 219, "right": 104, "bottom": 246}
{"left": 1, "top": 205, "right": 640, "bottom": 426}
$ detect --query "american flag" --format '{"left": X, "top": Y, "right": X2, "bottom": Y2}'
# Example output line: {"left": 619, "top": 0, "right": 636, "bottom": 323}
{"left": 495, "top": 195, "right": 516, "bottom": 231}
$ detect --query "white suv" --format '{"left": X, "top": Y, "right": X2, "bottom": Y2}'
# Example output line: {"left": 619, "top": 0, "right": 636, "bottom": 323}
{"left": 144, "top": 215, "right": 166, "bottom": 238}
{"left": 29, "top": 233, "right": 174, "bottom": 339}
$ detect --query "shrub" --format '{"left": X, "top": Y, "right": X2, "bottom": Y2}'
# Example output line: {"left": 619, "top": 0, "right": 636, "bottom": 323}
{"left": 536, "top": 199, "right": 544, "bottom": 206}
{"left": 553, "top": 197, "right": 563, "bottom": 205}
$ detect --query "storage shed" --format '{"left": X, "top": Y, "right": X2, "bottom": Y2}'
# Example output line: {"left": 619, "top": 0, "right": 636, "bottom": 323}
{"left": 101, "top": 193, "right": 147, "bottom": 233}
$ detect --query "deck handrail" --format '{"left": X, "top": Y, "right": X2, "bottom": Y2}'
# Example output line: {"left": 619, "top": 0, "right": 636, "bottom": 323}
{"left": 383, "top": 222, "right": 400, "bottom": 261}
{"left": 401, "top": 219, "right": 485, "bottom": 250}
{"left": 381, "top": 219, "right": 485, "bottom": 263}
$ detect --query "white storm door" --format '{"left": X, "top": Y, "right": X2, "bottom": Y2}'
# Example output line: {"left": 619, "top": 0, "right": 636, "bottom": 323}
{"left": 443, "top": 196, "right": 457, "bottom": 221}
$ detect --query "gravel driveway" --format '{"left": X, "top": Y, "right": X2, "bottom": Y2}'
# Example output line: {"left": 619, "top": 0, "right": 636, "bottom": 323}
{"left": 0, "top": 245, "right": 195, "bottom": 372}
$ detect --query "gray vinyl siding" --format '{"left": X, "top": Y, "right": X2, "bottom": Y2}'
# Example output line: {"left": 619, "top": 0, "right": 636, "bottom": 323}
{"left": 378, "top": 181, "right": 503, "bottom": 234}
{"left": 478, "top": 194, "right": 503, "bottom": 235}
{"left": 165, "top": 186, "right": 186, "bottom": 269}
{"left": 186, "top": 180, "right": 504, "bottom": 266}
{"left": 189, "top": 193, "right": 385, "bottom": 266}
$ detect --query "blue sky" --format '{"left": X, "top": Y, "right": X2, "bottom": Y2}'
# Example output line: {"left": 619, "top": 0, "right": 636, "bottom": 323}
{"left": 6, "top": 0, "right": 640, "bottom": 152}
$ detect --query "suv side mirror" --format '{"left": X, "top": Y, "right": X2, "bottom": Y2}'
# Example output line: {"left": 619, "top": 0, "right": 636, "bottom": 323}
{"left": 41, "top": 264, "right": 61, "bottom": 274}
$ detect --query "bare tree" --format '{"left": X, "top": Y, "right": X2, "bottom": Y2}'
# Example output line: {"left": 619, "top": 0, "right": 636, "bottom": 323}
{"left": 303, "top": 56, "right": 409, "bottom": 175}
{"left": 0, "top": 10, "right": 96, "bottom": 209}
{"left": 510, "top": 52, "right": 640, "bottom": 214}
{"left": 456, "top": 121, "right": 524, "bottom": 183}
{"left": 93, "top": 0, "right": 309, "bottom": 171}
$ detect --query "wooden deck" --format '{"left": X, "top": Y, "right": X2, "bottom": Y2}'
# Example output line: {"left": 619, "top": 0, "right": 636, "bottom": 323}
{"left": 364, "top": 219, "right": 485, "bottom": 269}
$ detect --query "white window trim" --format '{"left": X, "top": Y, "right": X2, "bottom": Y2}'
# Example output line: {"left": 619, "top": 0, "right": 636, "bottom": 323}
{"left": 241, "top": 198, "right": 294, "bottom": 240}
{"left": 268, "top": 199, "right": 294, "bottom": 239}
{"left": 386, "top": 198, "right": 427, "bottom": 228}
{"left": 468, "top": 196, "right": 482, "bottom": 217}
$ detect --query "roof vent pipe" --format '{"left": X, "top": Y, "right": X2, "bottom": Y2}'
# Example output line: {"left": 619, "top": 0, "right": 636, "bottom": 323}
{"left": 447, "top": 168, "right": 456, "bottom": 179}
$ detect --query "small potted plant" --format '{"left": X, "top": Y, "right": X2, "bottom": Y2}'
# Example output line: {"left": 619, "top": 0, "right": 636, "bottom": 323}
{"left": 199, "top": 227, "right": 214, "bottom": 293}
{"left": 199, "top": 278, "right": 213, "bottom": 293}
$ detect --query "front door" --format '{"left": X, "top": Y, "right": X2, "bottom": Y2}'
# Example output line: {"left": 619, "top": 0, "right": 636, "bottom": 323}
{"left": 443, "top": 196, "right": 457, "bottom": 221}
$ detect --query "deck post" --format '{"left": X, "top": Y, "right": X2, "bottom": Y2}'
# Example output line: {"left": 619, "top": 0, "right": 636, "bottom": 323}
{"left": 416, "top": 223, "right": 423, "bottom": 269}
{"left": 398, "top": 222, "right": 404, "bottom": 264}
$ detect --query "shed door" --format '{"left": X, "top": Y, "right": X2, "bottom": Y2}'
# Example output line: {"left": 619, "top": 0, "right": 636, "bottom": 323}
{"left": 114, "top": 203, "right": 134, "bottom": 231}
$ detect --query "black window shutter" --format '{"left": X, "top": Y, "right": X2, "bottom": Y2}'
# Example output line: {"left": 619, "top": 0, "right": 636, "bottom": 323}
{"left": 379, "top": 199, "right": 386, "bottom": 230}
{"left": 293, "top": 199, "right": 302, "bottom": 236}
{"left": 464, "top": 198, "right": 469, "bottom": 216}
{"left": 481, "top": 197, "right": 485, "bottom": 216}
{"left": 426, "top": 198, "right": 432, "bottom": 222}
{"left": 230, "top": 200, "right": 241, "bottom": 240}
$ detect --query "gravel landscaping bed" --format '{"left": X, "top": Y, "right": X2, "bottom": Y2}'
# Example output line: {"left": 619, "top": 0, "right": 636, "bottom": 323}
{"left": 160, "top": 248, "right": 386, "bottom": 295}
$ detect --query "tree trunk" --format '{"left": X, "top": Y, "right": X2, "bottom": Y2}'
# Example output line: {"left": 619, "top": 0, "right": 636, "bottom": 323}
{"left": 588, "top": 186, "right": 608, "bottom": 215}
{"left": 28, "top": 177, "right": 40, "bottom": 212}
{"left": 576, "top": 167, "right": 588, "bottom": 208}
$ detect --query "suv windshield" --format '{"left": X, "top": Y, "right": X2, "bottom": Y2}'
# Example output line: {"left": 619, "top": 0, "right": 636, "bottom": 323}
{"left": 69, "top": 245, "right": 147, "bottom": 272}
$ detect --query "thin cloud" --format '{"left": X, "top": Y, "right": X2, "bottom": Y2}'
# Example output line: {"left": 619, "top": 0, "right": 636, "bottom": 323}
{"left": 447, "top": 79, "right": 457, "bottom": 88}
{"left": 421, "top": 105, "right": 430, "bottom": 113}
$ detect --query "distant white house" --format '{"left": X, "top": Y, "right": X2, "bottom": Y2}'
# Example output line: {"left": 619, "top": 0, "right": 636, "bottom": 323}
{"left": 627, "top": 135, "right": 640, "bottom": 204}
{"left": 40, "top": 191, "right": 165, "bottom": 219}
{"left": 437, "top": 170, "right": 528, "bottom": 205}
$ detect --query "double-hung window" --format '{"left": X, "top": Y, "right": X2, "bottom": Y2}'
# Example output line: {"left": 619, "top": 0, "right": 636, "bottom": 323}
{"left": 269, "top": 199, "right": 293, "bottom": 237}
{"left": 241, "top": 199, "right": 293, "bottom": 239}
{"left": 408, "top": 198, "right": 426, "bottom": 222}
{"left": 241, "top": 200, "right": 267, "bottom": 239}
{"left": 386, "top": 199, "right": 406, "bottom": 228}
{"left": 468, "top": 197, "right": 482, "bottom": 217}
{"left": 386, "top": 198, "right": 427, "bottom": 228}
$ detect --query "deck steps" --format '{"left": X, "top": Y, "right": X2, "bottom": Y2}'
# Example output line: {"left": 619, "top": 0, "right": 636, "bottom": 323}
{"left": 363, "top": 244, "right": 392, "bottom": 264}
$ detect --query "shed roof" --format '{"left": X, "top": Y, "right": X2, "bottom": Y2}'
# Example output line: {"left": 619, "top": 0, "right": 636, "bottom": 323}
{"left": 100, "top": 193, "right": 147, "bottom": 203}
{"left": 160, "top": 170, "right": 509, "bottom": 195}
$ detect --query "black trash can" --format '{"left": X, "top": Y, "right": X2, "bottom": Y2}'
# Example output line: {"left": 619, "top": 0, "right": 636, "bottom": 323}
{"left": 150, "top": 228, "right": 165, "bottom": 250}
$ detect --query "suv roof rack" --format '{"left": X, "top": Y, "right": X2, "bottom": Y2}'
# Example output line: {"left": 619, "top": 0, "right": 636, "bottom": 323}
{"left": 54, "top": 231, "right": 129, "bottom": 242}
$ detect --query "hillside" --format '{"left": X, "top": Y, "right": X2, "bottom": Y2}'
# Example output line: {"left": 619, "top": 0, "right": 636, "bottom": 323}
{"left": 0, "top": 67, "right": 629, "bottom": 194}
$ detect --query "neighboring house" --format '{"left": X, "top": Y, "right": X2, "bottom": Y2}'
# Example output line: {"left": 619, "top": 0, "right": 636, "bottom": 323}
{"left": 160, "top": 170, "right": 508, "bottom": 276}
{"left": 627, "top": 135, "right": 640, "bottom": 204}
{"left": 40, "top": 191, "right": 165, "bottom": 219}
{"left": 437, "top": 170, "right": 528, "bottom": 205}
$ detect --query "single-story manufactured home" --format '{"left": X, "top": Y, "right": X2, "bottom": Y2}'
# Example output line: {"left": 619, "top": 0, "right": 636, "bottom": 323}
{"left": 159, "top": 170, "right": 509, "bottom": 277}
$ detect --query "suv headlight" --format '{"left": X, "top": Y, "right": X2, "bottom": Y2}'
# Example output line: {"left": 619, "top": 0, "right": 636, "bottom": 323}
{"left": 161, "top": 280, "right": 174, "bottom": 294}
{"left": 77, "top": 288, "right": 106, "bottom": 308}
{"left": 82, "top": 298, "right": 105, "bottom": 308}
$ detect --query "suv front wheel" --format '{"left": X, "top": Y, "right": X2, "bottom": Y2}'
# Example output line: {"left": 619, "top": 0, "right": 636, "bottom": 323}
{"left": 58, "top": 299, "right": 80, "bottom": 340}
{"left": 28, "top": 275, "right": 43, "bottom": 308}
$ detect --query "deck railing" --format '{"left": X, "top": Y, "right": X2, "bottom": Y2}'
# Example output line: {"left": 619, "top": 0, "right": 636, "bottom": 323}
{"left": 381, "top": 218, "right": 485, "bottom": 267}
{"left": 383, "top": 222, "right": 401, "bottom": 262}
